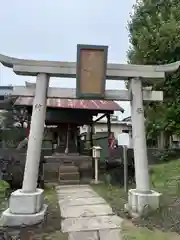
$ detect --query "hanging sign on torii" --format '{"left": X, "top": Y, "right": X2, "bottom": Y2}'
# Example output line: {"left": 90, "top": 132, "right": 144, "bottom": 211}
{"left": 0, "top": 44, "right": 180, "bottom": 102}
{"left": 76, "top": 44, "right": 108, "bottom": 99}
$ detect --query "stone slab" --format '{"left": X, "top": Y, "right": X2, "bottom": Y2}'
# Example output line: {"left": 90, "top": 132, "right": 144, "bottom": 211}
{"left": 57, "top": 188, "right": 92, "bottom": 194}
{"left": 61, "top": 204, "right": 113, "bottom": 218}
{"left": 99, "top": 229, "right": 122, "bottom": 240}
{"left": 68, "top": 230, "right": 98, "bottom": 240}
{"left": 58, "top": 191, "right": 98, "bottom": 200}
{"left": 57, "top": 185, "right": 91, "bottom": 190}
{"left": 61, "top": 215, "right": 123, "bottom": 233}
{"left": 9, "top": 188, "right": 44, "bottom": 214}
{"left": 0, "top": 204, "right": 47, "bottom": 227}
{"left": 56, "top": 185, "right": 90, "bottom": 190}
{"left": 59, "top": 197, "right": 106, "bottom": 207}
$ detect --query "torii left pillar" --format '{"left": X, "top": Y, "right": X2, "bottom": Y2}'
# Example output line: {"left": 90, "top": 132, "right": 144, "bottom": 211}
{"left": 1, "top": 73, "right": 49, "bottom": 226}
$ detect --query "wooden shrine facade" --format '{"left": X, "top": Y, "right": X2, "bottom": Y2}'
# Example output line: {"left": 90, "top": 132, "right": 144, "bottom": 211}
{"left": 14, "top": 96, "right": 124, "bottom": 155}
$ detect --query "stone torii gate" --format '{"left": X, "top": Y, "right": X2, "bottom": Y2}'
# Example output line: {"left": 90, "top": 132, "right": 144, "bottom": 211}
{"left": 0, "top": 45, "right": 180, "bottom": 226}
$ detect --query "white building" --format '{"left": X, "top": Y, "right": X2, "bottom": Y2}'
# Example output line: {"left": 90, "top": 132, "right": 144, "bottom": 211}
{"left": 80, "top": 115, "right": 132, "bottom": 147}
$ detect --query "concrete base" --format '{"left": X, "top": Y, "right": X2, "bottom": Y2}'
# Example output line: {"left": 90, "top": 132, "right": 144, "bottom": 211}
{"left": 0, "top": 188, "right": 47, "bottom": 227}
{"left": 9, "top": 188, "right": 44, "bottom": 214}
{"left": 125, "top": 189, "right": 161, "bottom": 217}
{"left": 0, "top": 204, "right": 48, "bottom": 227}
{"left": 90, "top": 179, "right": 102, "bottom": 185}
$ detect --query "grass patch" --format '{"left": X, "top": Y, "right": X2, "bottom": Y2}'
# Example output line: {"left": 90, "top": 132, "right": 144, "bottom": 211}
{"left": 1, "top": 183, "right": 68, "bottom": 240}
{"left": 92, "top": 183, "right": 128, "bottom": 218}
{"left": 122, "top": 221, "right": 180, "bottom": 240}
{"left": 0, "top": 180, "right": 10, "bottom": 216}
{"left": 0, "top": 180, "right": 10, "bottom": 198}
{"left": 33, "top": 183, "right": 68, "bottom": 240}
{"left": 150, "top": 160, "right": 180, "bottom": 194}
{"left": 92, "top": 159, "right": 180, "bottom": 237}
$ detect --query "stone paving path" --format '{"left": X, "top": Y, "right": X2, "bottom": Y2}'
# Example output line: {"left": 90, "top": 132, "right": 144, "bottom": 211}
{"left": 56, "top": 185, "right": 123, "bottom": 240}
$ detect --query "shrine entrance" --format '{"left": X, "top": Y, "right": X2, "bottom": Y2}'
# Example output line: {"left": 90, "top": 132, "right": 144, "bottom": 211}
{"left": 0, "top": 44, "right": 180, "bottom": 225}
{"left": 14, "top": 94, "right": 122, "bottom": 183}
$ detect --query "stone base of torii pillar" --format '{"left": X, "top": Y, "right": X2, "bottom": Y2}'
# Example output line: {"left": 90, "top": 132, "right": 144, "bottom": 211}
{"left": 0, "top": 74, "right": 49, "bottom": 226}
{"left": 125, "top": 189, "right": 161, "bottom": 217}
{"left": 125, "top": 78, "right": 161, "bottom": 217}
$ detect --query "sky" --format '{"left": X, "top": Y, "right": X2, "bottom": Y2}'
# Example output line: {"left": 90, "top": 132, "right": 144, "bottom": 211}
{"left": 0, "top": 0, "right": 136, "bottom": 119}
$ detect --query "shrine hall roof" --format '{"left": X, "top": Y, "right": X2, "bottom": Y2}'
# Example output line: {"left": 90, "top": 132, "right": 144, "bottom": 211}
{"left": 14, "top": 97, "right": 124, "bottom": 112}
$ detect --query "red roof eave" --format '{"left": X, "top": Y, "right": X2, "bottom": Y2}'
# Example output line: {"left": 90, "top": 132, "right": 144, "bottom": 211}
{"left": 14, "top": 97, "right": 124, "bottom": 112}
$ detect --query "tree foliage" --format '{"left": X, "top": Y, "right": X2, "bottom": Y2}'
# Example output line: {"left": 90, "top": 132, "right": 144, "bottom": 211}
{"left": 128, "top": 0, "right": 180, "bottom": 140}
{"left": 0, "top": 106, "right": 28, "bottom": 129}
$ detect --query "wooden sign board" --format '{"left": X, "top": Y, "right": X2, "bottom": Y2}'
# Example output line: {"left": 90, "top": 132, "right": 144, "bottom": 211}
{"left": 76, "top": 44, "right": 108, "bottom": 99}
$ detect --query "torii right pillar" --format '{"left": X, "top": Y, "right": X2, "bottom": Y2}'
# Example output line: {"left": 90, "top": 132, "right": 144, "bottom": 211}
{"left": 126, "top": 78, "right": 161, "bottom": 217}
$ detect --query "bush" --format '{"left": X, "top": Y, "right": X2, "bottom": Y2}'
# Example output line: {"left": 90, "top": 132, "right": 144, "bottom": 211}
{"left": 0, "top": 128, "right": 26, "bottom": 148}
{"left": 0, "top": 180, "right": 10, "bottom": 198}
{"left": 152, "top": 149, "right": 178, "bottom": 162}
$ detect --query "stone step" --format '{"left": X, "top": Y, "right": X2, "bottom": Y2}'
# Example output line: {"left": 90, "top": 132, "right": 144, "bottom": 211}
{"left": 59, "top": 180, "right": 80, "bottom": 185}
{"left": 59, "top": 172, "right": 80, "bottom": 181}
{"left": 60, "top": 172, "right": 79, "bottom": 175}
{"left": 59, "top": 166, "right": 79, "bottom": 173}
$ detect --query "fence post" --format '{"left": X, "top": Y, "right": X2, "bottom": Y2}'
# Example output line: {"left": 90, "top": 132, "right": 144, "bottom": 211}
{"left": 123, "top": 145, "right": 128, "bottom": 192}
{"left": 92, "top": 146, "right": 102, "bottom": 184}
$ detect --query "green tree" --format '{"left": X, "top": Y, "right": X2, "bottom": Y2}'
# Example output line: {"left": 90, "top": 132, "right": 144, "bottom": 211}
{"left": 0, "top": 107, "right": 28, "bottom": 129}
{"left": 128, "top": 0, "right": 180, "bottom": 147}
{"left": 0, "top": 98, "right": 28, "bottom": 147}
{"left": 0, "top": 97, "right": 28, "bottom": 129}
